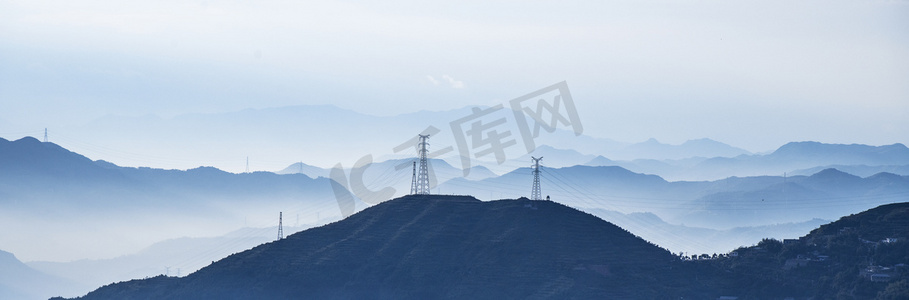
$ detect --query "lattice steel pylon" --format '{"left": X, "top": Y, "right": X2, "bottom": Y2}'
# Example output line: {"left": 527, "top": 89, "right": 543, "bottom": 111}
{"left": 415, "top": 134, "right": 431, "bottom": 195}
{"left": 531, "top": 156, "right": 543, "bottom": 200}
{"left": 277, "top": 212, "right": 284, "bottom": 240}
{"left": 410, "top": 161, "right": 417, "bottom": 195}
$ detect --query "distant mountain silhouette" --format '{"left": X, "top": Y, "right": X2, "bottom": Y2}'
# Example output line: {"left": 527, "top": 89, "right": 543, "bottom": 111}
{"left": 275, "top": 161, "right": 330, "bottom": 178}
{"left": 52, "top": 104, "right": 767, "bottom": 175}
{"left": 0, "top": 136, "right": 340, "bottom": 263}
{"left": 615, "top": 138, "right": 750, "bottom": 160}
{"left": 584, "top": 155, "right": 616, "bottom": 166}
{"left": 514, "top": 145, "right": 597, "bottom": 168}
{"left": 789, "top": 164, "right": 909, "bottom": 177}
{"left": 694, "top": 141, "right": 909, "bottom": 178}
{"left": 0, "top": 137, "right": 336, "bottom": 207}
{"left": 0, "top": 249, "right": 84, "bottom": 300}
{"left": 70, "top": 195, "right": 702, "bottom": 299}
{"left": 771, "top": 141, "right": 909, "bottom": 165}
{"left": 0, "top": 136, "right": 123, "bottom": 181}
{"left": 68, "top": 105, "right": 620, "bottom": 172}
{"left": 674, "top": 168, "right": 909, "bottom": 228}
{"left": 585, "top": 141, "right": 909, "bottom": 181}
{"left": 439, "top": 165, "right": 909, "bottom": 230}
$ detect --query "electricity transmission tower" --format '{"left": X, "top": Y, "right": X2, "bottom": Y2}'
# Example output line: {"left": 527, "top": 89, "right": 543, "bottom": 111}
{"left": 410, "top": 161, "right": 417, "bottom": 195}
{"left": 531, "top": 156, "right": 543, "bottom": 200}
{"left": 277, "top": 212, "right": 284, "bottom": 240}
{"left": 415, "top": 134, "right": 431, "bottom": 195}
{"left": 43, "top": 128, "right": 48, "bottom": 143}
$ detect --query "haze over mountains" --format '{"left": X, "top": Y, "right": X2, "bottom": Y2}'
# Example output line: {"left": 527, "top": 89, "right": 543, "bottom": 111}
{"left": 2, "top": 105, "right": 750, "bottom": 175}
{"left": 3, "top": 135, "right": 907, "bottom": 259}
{"left": 0, "top": 250, "right": 82, "bottom": 300}
{"left": 7, "top": 104, "right": 906, "bottom": 182}
{"left": 0, "top": 136, "right": 339, "bottom": 262}
{"left": 2, "top": 133, "right": 908, "bottom": 299}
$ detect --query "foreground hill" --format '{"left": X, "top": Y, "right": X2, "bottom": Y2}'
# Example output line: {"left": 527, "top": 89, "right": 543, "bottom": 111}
{"left": 64, "top": 198, "right": 909, "bottom": 299}
{"left": 70, "top": 195, "right": 708, "bottom": 299}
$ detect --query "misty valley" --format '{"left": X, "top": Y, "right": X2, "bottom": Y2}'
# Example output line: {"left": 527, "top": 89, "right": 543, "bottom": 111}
{"left": 1, "top": 135, "right": 908, "bottom": 299}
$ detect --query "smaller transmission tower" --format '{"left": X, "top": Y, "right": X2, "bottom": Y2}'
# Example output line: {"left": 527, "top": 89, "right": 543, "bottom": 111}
{"left": 410, "top": 161, "right": 417, "bottom": 195}
{"left": 277, "top": 212, "right": 284, "bottom": 240}
{"left": 245, "top": 157, "right": 250, "bottom": 173}
{"left": 43, "top": 128, "right": 48, "bottom": 143}
{"left": 531, "top": 156, "right": 543, "bottom": 200}
{"left": 415, "top": 134, "right": 431, "bottom": 195}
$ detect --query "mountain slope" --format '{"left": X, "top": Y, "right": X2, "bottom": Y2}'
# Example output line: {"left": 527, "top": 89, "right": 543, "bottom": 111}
{"left": 0, "top": 250, "right": 85, "bottom": 300}
{"left": 705, "top": 202, "right": 909, "bottom": 299}
{"left": 72, "top": 195, "right": 687, "bottom": 299}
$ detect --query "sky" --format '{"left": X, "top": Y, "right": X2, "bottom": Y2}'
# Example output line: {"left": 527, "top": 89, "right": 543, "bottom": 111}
{"left": 1, "top": 0, "right": 907, "bottom": 160}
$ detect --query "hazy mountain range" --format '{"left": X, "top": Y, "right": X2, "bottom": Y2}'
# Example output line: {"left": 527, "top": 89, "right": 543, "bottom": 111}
{"left": 2, "top": 135, "right": 908, "bottom": 299}
{"left": 439, "top": 165, "right": 909, "bottom": 228}
{"left": 11, "top": 105, "right": 759, "bottom": 173}
{"left": 0, "top": 136, "right": 341, "bottom": 263}
{"left": 24, "top": 226, "right": 321, "bottom": 299}
{"left": 12, "top": 103, "right": 904, "bottom": 181}
{"left": 583, "top": 141, "right": 909, "bottom": 181}
{"left": 0, "top": 250, "right": 82, "bottom": 300}
{"left": 3, "top": 136, "right": 907, "bottom": 261}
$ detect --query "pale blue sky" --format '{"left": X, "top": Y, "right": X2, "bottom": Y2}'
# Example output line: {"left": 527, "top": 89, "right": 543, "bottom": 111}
{"left": 1, "top": 0, "right": 907, "bottom": 155}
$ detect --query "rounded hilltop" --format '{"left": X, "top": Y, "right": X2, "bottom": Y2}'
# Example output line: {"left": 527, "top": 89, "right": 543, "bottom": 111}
{"left": 71, "top": 193, "right": 682, "bottom": 299}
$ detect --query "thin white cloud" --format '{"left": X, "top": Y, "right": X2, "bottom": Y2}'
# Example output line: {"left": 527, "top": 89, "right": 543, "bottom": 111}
{"left": 426, "top": 75, "right": 439, "bottom": 86}
{"left": 442, "top": 75, "right": 464, "bottom": 89}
